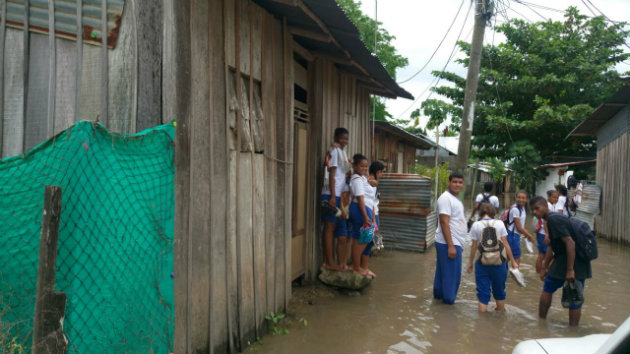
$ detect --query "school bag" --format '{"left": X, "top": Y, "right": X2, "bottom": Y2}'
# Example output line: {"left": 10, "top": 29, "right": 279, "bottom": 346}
{"left": 477, "top": 220, "right": 507, "bottom": 266}
{"left": 480, "top": 193, "right": 492, "bottom": 205}
{"left": 500, "top": 203, "right": 522, "bottom": 231}
{"left": 548, "top": 213, "right": 598, "bottom": 261}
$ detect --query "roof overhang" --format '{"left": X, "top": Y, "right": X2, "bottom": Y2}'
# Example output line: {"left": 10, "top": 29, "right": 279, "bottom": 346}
{"left": 569, "top": 82, "right": 629, "bottom": 137}
{"left": 374, "top": 121, "right": 434, "bottom": 149}
{"left": 534, "top": 160, "right": 597, "bottom": 170}
{"left": 252, "top": 0, "right": 413, "bottom": 100}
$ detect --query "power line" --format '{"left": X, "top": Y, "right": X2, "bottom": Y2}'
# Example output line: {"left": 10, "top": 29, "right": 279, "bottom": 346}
{"left": 505, "top": 4, "right": 534, "bottom": 23}
{"left": 580, "top": 0, "right": 599, "bottom": 18}
{"left": 395, "top": 0, "right": 474, "bottom": 119}
{"left": 583, "top": 0, "right": 630, "bottom": 50}
{"left": 397, "top": 0, "right": 466, "bottom": 84}
{"left": 514, "top": 0, "right": 547, "bottom": 21}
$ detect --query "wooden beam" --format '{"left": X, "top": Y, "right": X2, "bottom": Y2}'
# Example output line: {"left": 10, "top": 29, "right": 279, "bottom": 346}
{"left": 288, "top": 26, "right": 330, "bottom": 43}
{"left": 100, "top": 0, "right": 108, "bottom": 126}
{"left": 47, "top": 0, "right": 56, "bottom": 138}
{"left": 74, "top": 0, "right": 83, "bottom": 123}
{"left": 292, "top": 40, "right": 314, "bottom": 61}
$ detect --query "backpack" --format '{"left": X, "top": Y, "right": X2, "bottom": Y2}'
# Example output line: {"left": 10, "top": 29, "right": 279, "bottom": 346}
{"left": 477, "top": 220, "right": 507, "bottom": 266}
{"left": 480, "top": 193, "right": 491, "bottom": 204}
{"left": 500, "top": 204, "right": 522, "bottom": 231}
{"left": 548, "top": 214, "right": 598, "bottom": 261}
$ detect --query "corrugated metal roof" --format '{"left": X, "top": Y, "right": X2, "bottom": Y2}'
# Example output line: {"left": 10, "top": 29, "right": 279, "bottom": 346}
{"left": 534, "top": 159, "right": 596, "bottom": 170}
{"left": 252, "top": 0, "right": 413, "bottom": 100}
{"left": 374, "top": 121, "right": 435, "bottom": 150}
{"left": 3, "top": 0, "right": 125, "bottom": 48}
{"left": 569, "top": 80, "right": 629, "bottom": 137}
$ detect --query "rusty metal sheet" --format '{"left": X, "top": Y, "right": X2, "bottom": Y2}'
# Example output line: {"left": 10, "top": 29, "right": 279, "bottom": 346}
{"left": 3, "top": 0, "right": 125, "bottom": 48}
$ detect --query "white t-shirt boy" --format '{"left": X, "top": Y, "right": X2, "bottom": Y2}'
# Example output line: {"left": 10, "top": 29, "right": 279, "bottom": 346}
{"left": 470, "top": 218, "right": 508, "bottom": 242}
{"left": 322, "top": 146, "right": 350, "bottom": 197}
{"left": 475, "top": 193, "right": 499, "bottom": 209}
{"left": 435, "top": 191, "right": 467, "bottom": 247}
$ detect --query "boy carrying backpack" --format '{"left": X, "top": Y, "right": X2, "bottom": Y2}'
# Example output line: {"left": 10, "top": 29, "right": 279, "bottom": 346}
{"left": 467, "top": 203, "right": 518, "bottom": 312}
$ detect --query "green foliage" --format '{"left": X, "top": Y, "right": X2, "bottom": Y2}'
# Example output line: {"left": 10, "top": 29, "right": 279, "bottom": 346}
{"left": 265, "top": 312, "right": 289, "bottom": 335}
{"left": 1, "top": 307, "right": 24, "bottom": 354}
{"left": 423, "top": 7, "right": 629, "bottom": 187}
{"left": 418, "top": 99, "right": 461, "bottom": 132}
{"left": 336, "top": 0, "right": 408, "bottom": 121}
{"left": 485, "top": 157, "right": 506, "bottom": 184}
{"left": 415, "top": 163, "right": 450, "bottom": 197}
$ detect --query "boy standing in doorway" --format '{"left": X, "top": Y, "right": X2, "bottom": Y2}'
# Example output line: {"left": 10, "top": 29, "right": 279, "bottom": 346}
{"left": 433, "top": 172, "right": 467, "bottom": 304}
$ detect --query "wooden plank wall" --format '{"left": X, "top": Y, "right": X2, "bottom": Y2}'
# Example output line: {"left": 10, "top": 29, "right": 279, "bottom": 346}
{"left": 170, "top": 0, "right": 294, "bottom": 352}
{"left": 1, "top": 1, "right": 163, "bottom": 158}
{"left": 595, "top": 131, "right": 630, "bottom": 244}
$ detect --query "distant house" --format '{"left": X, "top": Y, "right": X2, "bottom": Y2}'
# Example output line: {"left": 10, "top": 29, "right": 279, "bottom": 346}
{"left": 468, "top": 162, "right": 514, "bottom": 198}
{"left": 416, "top": 136, "right": 458, "bottom": 167}
{"left": 569, "top": 81, "right": 629, "bottom": 244}
{"left": 372, "top": 121, "right": 434, "bottom": 173}
{"left": 534, "top": 160, "right": 597, "bottom": 196}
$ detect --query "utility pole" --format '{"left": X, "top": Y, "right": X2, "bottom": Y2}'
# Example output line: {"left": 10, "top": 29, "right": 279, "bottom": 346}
{"left": 455, "top": 0, "right": 492, "bottom": 171}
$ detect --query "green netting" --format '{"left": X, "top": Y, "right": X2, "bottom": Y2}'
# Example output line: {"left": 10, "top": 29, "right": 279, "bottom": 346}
{"left": 0, "top": 121, "right": 175, "bottom": 354}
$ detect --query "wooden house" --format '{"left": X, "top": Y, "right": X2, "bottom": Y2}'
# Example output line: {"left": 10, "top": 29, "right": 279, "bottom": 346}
{"left": 0, "top": 0, "right": 412, "bottom": 352}
{"left": 372, "top": 120, "right": 433, "bottom": 173}
{"left": 569, "top": 81, "right": 629, "bottom": 244}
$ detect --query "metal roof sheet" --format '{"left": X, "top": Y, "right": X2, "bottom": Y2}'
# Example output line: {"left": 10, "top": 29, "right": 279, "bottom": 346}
{"left": 374, "top": 121, "right": 435, "bottom": 150}
{"left": 3, "top": 0, "right": 125, "bottom": 48}
{"left": 569, "top": 82, "right": 629, "bottom": 137}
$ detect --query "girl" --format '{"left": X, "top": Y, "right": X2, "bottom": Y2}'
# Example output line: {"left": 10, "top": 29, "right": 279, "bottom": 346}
{"left": 506, "top": 190, "right": 535, "bottom": 266}
{"left": 368, "top": 161, "right": 385, "bottom": 254}
{"left": 321, "top": 127, "right": 351, "bottom": 270}
{"left": 534, "top": 190, "right": 558, "bottom": 273}
{"left": 349, "top": 154, "right": 375, "bottom": 277}
{"left": 555, "top": 184, "right": 568, "bottom": 215}
{"left": 467, "top": 203, "right": 518, "bottom": 312}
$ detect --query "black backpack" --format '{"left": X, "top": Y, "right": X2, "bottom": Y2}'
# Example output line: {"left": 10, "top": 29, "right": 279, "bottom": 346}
{"left": 549, "top": 214, "right": 598, "bottom": 261}
{"left": 477, "top": 220, "right": 507, "bottom": 266}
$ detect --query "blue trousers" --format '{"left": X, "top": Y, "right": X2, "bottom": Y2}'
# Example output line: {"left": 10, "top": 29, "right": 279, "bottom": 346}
{"left": 475, "top": 261, "right": 508, "bottom": 305}
{"left": 433, "top": 242, "right": 463, "bottom": 304}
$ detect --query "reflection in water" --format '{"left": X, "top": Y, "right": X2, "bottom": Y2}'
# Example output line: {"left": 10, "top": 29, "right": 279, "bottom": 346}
{"left": 247, "top": 234, "right": 630, "bottom": 354}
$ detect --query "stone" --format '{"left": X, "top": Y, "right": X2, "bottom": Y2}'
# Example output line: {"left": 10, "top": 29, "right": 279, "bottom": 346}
{"left": 318, "top": 266, "right": 372, "bottom": 290}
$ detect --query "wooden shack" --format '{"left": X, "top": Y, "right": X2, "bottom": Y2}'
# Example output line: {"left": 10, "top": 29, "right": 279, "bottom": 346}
{"left": 569, "top": 81, "right": 629, "bottom": 244}
{"left": 372, "top": 120, "right": 433, "bottom": 173}
{"left": 0, "top": 0, "right": 412, "bottom": 352}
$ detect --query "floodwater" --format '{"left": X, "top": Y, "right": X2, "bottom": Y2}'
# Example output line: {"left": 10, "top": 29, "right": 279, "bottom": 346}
{"left": 247, "top": 225, "right": 630, "bottom": 353}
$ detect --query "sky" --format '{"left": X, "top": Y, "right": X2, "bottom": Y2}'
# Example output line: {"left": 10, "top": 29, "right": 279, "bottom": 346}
{"left": 358, "top": 0, "right": 630, "bottom": 139}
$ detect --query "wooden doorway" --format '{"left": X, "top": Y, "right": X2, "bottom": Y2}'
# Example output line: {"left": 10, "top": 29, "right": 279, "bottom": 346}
{"left": 291, "top": 53, "right": 310, "bottom": 280}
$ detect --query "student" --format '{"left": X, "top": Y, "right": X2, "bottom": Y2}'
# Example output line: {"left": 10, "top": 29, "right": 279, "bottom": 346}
{"left": 534, "top": 190, "right": 559, "bottom": 273}
{"left": 433, "top": 172, "right": 467, "bottom": 304}
{"left": 466, "top": 203, "right": 518, "bottom": 312}
{"left": 368, "top": 161, "right": 385, "bottom": 252}
{"left": 321, "top": 127, "right": 351, "bottom": 271}
{"left": 506, "top": 191, "right": 535, "bottom": 265}
{"left": 469, "top": 181, "right": 500, "bottom": 222}
{"left": 530, "top": 196, "right": 592, "bottom": 327}
{"left": 348, "top": 154, "right": 375, "bottom": 277}
{"left": 555, "top": 184, "right": 568, "bottom": 215}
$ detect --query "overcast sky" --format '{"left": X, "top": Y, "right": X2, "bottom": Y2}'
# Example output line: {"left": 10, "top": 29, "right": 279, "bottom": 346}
{"left": 358, "top": 0, "right": 630, "bottom": 137}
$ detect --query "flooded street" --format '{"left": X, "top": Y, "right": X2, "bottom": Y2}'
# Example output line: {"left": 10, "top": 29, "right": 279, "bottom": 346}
{"left": 247, "top": 237, "right": 630, "bottom": 354}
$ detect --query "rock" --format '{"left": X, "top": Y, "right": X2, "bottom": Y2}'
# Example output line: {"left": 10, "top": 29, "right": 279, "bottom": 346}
{"left": 318, "top": 266, "right": 372, "bottom": 290}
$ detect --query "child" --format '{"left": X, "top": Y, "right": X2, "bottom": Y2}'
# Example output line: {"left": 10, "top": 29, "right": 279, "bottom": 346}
{"left": 467, "top": 203, "right": 518, "bottom": 312}
{"left": 506, "top": 190, "right": 535, "bottom": 266}
{"left": 535, "top": 190, "right": 558, "bottom": 273}
{"left": 555, "top": 184, "right": 568, "bottom": 216}
{"left": 368, "top": 161, "right": 385, "bottom": 253}
{"left": 321, "top": 127, "right": 351, "bottom": 270}
{"left": 348, "top": 154, "right": 375, "bottom": 277}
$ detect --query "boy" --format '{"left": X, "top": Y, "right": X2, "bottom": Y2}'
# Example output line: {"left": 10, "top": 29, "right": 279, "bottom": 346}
{"left": 534, "top": 190, "right": 559, "bottom": 273}
{"left": 469, "top": 181, "right": 500, "bottom": 222}
{"left": 530, "top": 196, "right": 592, "bottom": 327}
{"left": 433, "top": 172, "right": 467, "bottom": 304}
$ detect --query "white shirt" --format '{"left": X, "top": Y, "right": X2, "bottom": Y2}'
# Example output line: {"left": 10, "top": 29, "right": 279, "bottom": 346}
{"left": 350, "top": 175, "right": 374, "bottom": 210}
{"left": 322, "top": 147, "right": 350, "bottom": 197}
{"left": 508, "top": 205, "right": 526, "bottom": 234}
{"left": 435, "top": 191, "right": 467, "bottom": 247}
{"left": 556, "top": 195, "right": 566, "bottom": 214}
{"left": 475, "top": 193, "right": 499, "bottom": 209}
{"left": 470, "top": 218, "right": 508, "bottom": 241}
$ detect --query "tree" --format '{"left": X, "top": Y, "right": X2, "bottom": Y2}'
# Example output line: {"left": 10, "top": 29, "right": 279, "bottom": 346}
{"left": 336, "top": 0, "right": 409, "bottom": 121}
{"left": 423, "top": 7, "right": 629, "bottom": 189}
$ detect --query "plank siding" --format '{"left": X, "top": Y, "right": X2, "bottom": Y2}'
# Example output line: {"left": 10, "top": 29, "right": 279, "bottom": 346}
{"left": 2, "top": 29, "right": 25, "bottom": 157}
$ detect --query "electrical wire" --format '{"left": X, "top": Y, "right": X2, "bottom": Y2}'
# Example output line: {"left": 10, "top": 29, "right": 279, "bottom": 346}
{"left": 394, "top": 0, "right": 474, "bottom": 119}
{"left": 397, "top": 0, "right": 466, "bottom": 84}
{"left": 513, "top": 0, "right": 547, "bottom": 21}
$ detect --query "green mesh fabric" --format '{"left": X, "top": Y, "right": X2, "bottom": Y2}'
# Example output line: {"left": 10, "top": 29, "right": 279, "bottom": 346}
{"left": 0, "top": 121, "right": 175, "bottom": 354}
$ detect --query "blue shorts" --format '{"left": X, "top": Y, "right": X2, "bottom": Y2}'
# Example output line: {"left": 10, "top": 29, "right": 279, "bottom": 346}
{"left": 536, "top": 233, "right": 549, "bottom": 254}
{"left": 349, "top": 202, "right": 373, "bottom": 242}
{"left": 543, "top": 276, "right": 586, "bottom": 309}
{"left": 321, "top": 195, "right": 348, "bottom": 238}
{"left": 475, "top": 261, "right": 508, "bottom": 305}
{"left": 507, "top": 229, "right": 521, "bottom": 259}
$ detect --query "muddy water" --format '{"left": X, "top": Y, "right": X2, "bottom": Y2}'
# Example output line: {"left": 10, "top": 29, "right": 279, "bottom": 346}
{"left": 247, "top": 239, "right": 630, "bottom": 354}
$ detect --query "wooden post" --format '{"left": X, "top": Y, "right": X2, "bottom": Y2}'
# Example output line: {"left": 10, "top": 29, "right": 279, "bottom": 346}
{"left": 32, "top": 185, "right": 67, "bottom": 354}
